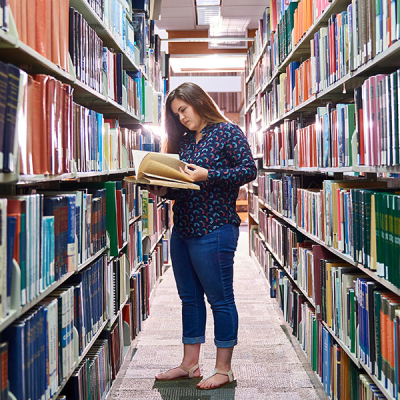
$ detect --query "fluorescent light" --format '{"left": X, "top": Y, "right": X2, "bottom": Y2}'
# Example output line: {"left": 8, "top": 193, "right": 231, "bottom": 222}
{"left": 196, "top": 0, "right": 220, "bottom": 5}
{"left": 169, "top": 55, "right": 246, "bottom": 73}
{"left": 197, "top": 5, "right": 220, "bottom": 25}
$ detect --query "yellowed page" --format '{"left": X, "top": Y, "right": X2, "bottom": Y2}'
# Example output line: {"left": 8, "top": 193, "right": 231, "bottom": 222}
{"left": 124, "top": 175, "right": 200, "bottom": 190}
{"left": 139, "top": 160, "right": 194, "bottom": 183}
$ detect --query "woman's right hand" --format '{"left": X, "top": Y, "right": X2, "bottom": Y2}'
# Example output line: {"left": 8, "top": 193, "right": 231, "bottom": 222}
{"left": 146, "top": 185, "right": 168, "bottom": 197}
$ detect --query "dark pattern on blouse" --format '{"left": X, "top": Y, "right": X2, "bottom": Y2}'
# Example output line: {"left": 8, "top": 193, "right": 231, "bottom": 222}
{"left": 166, "top": 122, "right": 257, "bottom": 237}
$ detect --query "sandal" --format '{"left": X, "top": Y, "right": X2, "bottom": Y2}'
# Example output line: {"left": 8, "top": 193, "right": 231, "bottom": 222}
{"left": 197, "top": 368, "right": 234, "bottom": 390}
{"left": 155, "top": 363, "right": 201, "bottom": 381}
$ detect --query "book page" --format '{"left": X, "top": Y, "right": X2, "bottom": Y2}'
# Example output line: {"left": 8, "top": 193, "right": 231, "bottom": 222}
{"left": 140, "top": 160, "right": 194, "bottom": 183}
{"left": 132, "top": 150, "right": 180, "bottom": 173}
{"left": 124, "top": 175, "right": 200, "bottom": 190}
{"left": 132, "top": 150, "right": 194, "bottom": 183}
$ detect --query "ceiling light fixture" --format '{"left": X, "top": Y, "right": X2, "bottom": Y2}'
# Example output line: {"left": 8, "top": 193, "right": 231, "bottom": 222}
{"left": 208, "top": 17, "right": 251, "bottom": 49}
{"left": 162, "top": 37, "right": 254, "bottom": 42}
{"left": 196, "top": 0, "right": 221, "bottom": 5}
{"left": 196, "top": 5, "right": 221, "bottom": 25}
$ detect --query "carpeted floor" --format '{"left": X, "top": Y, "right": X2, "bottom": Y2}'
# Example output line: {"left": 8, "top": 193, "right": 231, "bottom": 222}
{"left": 109, "top": 225, "right": 328, "bottom": 400}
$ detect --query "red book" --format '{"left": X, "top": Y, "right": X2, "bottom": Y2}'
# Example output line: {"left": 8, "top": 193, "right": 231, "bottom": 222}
{"left": 26, "top": 0, "right": 36, "bottom": 50}
{"left": 35, "top": 0, "right": 48, "bottom": 58}
{"left": 20, "top": 0, "right": 27, "bottom": 44}
{"left": 33, "top": 75, "right": 50, "bottom": 174}
{"left": 270, "top": 0, "right": 277, "bottom": 33}
{"left": 50, "top": 0, "right": 60, "bottom": 66}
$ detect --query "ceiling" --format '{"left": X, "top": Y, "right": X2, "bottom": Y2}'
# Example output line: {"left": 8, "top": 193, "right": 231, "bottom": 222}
{"left": 155, "top": 0, "right": 268, "bottom": 31}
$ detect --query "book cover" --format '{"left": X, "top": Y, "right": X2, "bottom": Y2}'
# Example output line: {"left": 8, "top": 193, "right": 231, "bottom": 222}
{"left": 0, "top": 61, "right": 8, "bottom": 171}
{"left": 4, "top": 65, "right": 26, "bottom": 173}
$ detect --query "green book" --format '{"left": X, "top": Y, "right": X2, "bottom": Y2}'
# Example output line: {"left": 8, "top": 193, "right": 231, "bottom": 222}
{"left": 381, "top": 194, "right": 389, "bottom": 281}
{"left": 395, "top": 196, "right": 400, "bottom": 284}
{"left": 141, "top": 189, "right": 149, "bottom": 236}
{"left": 349, "top": 358, "right": 360, "bottom": 400}
{"left": 386, "top": 194, "right": 395, "bottom": 286}
{"left": 347, "top": 103, "right": 356, "bottom": 167}
{"left": 312, "top": 316, "right": 317, "bottom": 371}
{"left": 375, "top": 193, "right": 383, "bottom": 277}
{"left": 65, "top": 181, "right": 119, "bottom": 256}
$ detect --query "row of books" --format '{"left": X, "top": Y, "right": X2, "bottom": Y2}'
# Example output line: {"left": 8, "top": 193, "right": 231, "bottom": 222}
{"left": 4, "top": 284, "right": 77, "bottom": 400}
{"left": 2, "top": 64, "right": 162, "bottom": 177}
{"left": 0, "top": 181, "right": 164, "bottom": 317}
{"left": 63, "top": 339, "right": 111, "bottom": 400}
{"left": 69, "top": 6, "right": 163, "bottom": 119}
{"left": 252, "top": 231, "right": 362, "bottom": 398}
{"left": 1, "top": 226, "right": 170, "bottom": 400}
{"left": 258, "top": 173, "right": 400, "bottom": 286}
{"left": 251, "top": 229, "right": 389, "bottom": 399}
{"left": 253, "top": 205, "right": 400, "bottom": 398}
{"left": 252, "top": 69, "right": 400, "bottom": 168}
{"left": 8, "top": 0, "right": 70, "bottom": 71}
{"left": 6, "top": 0, "right": 138, "bottom": 74}
{"left": 247, "top": 0, "right": 400, "bottom": 94}
{"left": 70, "top": 8, "right": 104, "bottom": 93}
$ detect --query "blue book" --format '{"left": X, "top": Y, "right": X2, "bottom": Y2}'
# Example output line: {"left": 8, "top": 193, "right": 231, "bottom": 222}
{"left": 64, "top": 194, "right": 77, "bottom": 272}
{"left": 43, "top": 197, "right": 62, "bottom": 280}
{"left": 42, "top": 305, "right": 49, "bottom": 397}
{"left": 24, "top": 314, "right": 32, "bottom": 400}
{"left": 116, "top": 53, "right": 123, "bottom": 105}
{"left": 4, "top": 322, "right": 26, "bottom": 400}
{"left": 6, "top": 215, "right": 16, "bottom": 313}
{"left": 322, "top": 326, "right": 331, "bottom": 396}
{"left": 337, "top": 104, "right": 346, "bottom": 167}
{"left": 97, "top": 113, "right": 104, "bottom": 171}
{"left": 322, "top": 113, "right": 330, "bottom": 167}
{"left": 42, "top": 216, "right": 55, "bottom": 287}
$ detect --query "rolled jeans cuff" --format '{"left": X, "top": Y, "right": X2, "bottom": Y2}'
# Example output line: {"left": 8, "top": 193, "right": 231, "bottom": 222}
{"left": 214, "top": 338, "right": 237, "bottom": 348}
{"left": 182, "top": 335, "right": 206, "bottom": 345}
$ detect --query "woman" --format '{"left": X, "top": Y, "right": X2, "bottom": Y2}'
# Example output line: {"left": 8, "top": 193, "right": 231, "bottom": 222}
{"left": 151, "top": 82, "right": 257, "bottom": 390}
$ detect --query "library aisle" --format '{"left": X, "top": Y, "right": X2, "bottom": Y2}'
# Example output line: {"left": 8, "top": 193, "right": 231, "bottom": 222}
{"left": 109, "top": 225, "right": 328, "bottom": 400}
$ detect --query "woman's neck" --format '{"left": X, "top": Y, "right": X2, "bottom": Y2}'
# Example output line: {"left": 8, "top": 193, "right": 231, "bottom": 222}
{"left": 195, "top": 121, "right": 208, "bottom": 143}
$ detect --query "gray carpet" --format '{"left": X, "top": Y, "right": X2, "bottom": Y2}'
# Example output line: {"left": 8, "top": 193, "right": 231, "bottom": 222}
{"left": 109, "top": 225, "right": 328, "bottom": 400}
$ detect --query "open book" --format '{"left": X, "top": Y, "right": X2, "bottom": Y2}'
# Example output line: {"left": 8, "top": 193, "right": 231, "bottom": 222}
{"left": 124, "top": 150, "right": 200, "bottom": 190}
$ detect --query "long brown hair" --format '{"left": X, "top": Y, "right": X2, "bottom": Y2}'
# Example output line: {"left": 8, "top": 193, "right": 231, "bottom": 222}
{"left": 163, "top": 82, "right": 229, "bottom": 153}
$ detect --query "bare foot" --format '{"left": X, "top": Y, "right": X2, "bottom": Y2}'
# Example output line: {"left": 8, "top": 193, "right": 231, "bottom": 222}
{"left": 155, "top": 364, "right": 201, "bottom": 381}
{"left": 197, "top": 370, "right": 234, "bottom": 389}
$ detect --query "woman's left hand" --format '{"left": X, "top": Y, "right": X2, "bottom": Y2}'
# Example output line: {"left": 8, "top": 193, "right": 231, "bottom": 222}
{"left": 180, "top": 164, "right": 208, "bottom": 182}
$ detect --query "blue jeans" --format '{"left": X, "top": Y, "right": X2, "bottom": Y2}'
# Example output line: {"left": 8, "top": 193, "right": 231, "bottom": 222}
{"left": 171, "top": 224, "right": 239, "bottom": 348}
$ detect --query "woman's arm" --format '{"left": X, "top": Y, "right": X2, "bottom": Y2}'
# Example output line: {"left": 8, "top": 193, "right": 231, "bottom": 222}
{"left": 206, "top": 125, "right": 257, "bottom": 187}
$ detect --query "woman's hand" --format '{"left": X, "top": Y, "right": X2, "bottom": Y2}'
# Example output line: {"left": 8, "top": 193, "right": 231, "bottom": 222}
{"left": 146, "top": 185, "right": 168, "bottom": 197}
{"left": 180, "top": 164, "right": 208, "bottom": 182}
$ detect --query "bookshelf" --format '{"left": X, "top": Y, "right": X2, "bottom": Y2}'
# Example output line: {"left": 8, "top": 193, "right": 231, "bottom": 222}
{"left": 245, "top": 0, "right": 400, "bottom": 399}
{"left": 0, "top": 1, "right": 171, "bottom": 399}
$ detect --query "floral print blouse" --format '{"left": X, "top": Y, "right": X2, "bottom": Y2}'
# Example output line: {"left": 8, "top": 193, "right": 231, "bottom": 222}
{"left": 166, "top": 122, "right": 257, "bottom": 237}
